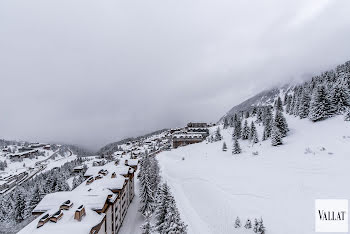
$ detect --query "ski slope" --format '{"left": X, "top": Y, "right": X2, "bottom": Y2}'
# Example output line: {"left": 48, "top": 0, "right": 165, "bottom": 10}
{"left": 157, "top": 115, "right": 350, "bottom": 234}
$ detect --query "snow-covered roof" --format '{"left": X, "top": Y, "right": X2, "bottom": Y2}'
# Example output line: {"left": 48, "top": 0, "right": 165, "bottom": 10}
{"left": 84, "top": 162, "right": 130, "bottom": 177}
{"left": 172, "top": 133, "right": 203, "bottom": 139}
{"left": 19, "top": 202, "right": 105, "bottom": 234}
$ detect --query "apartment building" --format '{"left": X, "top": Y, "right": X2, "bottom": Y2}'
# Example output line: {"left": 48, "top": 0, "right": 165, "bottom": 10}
{"left": 19, "top": 162, "right": 136, "bottom": 234}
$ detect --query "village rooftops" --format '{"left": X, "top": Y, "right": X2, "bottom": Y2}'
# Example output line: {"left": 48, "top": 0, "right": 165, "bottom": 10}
{"left": 19, "top": 197, "right": 105, "bottom": 234}
{"left": 172, "top": 133, "right": 203, "bottom": 139}
{"left": 84, "top": 162, "right": 130, "bottom": 178}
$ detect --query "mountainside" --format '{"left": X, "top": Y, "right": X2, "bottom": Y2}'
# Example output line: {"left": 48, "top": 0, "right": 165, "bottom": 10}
{"left": 98, "top": 128, "right": 168, "bottom": 156}
{"left": 221, "top": 60, "right": 350, "bottom": 123}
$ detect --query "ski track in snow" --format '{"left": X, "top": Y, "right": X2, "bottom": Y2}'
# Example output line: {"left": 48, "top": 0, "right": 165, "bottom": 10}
{"left": 157, "top": 115, "right": 350, "bottom": 234}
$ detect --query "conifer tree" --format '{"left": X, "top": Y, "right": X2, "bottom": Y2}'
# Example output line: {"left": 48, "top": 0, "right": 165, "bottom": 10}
{"left": 141, "top": 213, "right": 153, "bottom": 234}
{"left": 232, "top": 137, "right": 241, "bottom": 155}
{"left": 234, "top": 216, "right": 241, "bottom": 228}
{"left": 253, "top": 218, "right": 259, "bottom": 233}
{"left": 309, "top": 86, "right": 331, "bottom": 121}
{"left": 233, "top": 114, "right": 242, "bottom": 139}
{"left": 285, "top": 95, "right": 292, "bottom": 114}
{"left": 162, "top": 193, "right": 187, "bottom": 234}
{"left": 249, "top": 122, "right": 259, "bottom": 143}
{"left": 256, "top": 109, "right": 263, "bottom": 123}
{"left": 242, "top": 120, "right": 250, "bottom": 140}
{"left": 223, "top": 117, "right": 229, "bottom": 129}
{"left": 244, "top": 219, "right": 252, "bottom": 229}
{"left": 154, "top": 183, "right": 171, "bottom": 233}
{"left": 222, "top": 142, "right": 227, "bottom": 151}
{"left": 330, "top": 86, "right": 350, "bottom": 114}
{"left": 274, "top": 110, "right": 289, "bottom": 137}
{"left": 257, "top": 218, "right": 266, "bottom": 234}
{"left": 271, "top": 125, "right": 283, "bottom": 146}
{"left": 139, "top": 168, "right": 155, "bottom": 216}
{"left": 14, "top": 190, "right": 26, "bottom": 223}
{"left": 275, "top": 97, "right": 283, "bottom": 112}
{"left": 298, "top": 88, "right": 311, "bottom": 119}
{"left": 345, "top": 109, "right": 350, "bottom": 121}
{"left": 215, "top": 127, "right": 222, "bottom": 141}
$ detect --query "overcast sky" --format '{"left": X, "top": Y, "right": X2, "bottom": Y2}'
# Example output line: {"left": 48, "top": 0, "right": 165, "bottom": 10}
{"left": 1, "top": 0, "right": 350, "bottom": 150}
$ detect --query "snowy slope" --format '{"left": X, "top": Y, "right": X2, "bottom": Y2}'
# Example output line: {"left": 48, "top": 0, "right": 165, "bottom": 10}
{"left": 157, "top": 115, "right": 350, "bottom": 234}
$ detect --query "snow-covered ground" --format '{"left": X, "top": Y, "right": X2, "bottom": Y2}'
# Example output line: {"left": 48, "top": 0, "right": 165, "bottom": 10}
{"left": 157, "top": 115, "right": 350, "bottom": 234}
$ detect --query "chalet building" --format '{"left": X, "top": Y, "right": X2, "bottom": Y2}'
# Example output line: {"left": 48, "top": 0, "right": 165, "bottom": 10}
{"left": 187, "top": 127, "right": 209, "bottom": 138}
{"left": 8, "top": 149, "right": 39, "bottom": 160}
{"left": 172, "top": 133, "right": 203, "bottom": 149}
{"left": 19, "top": 162, "right": 136, "bottom": 234}
{"left": 187, "top": 122, "right": 208, "bottom": 128}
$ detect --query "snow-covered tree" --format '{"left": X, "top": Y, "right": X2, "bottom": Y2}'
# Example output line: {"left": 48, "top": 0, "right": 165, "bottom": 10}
{"left": 232, "top": 137, "right": 241, "bottom": 155}
{"left": 223, "top": 117, "right": 229, "bottom": 129}
{"left": 309, "top": 86, "right": 331, "bottom": 121}
{"left": 271, "top": 125, "right": 283, "bottom": 146}
{"left": 234, "top": 216, "right": 241, "bottom": 228}
{"left": 140, "top": 212, "right": 153, "bottom": 234}
{"left": 215, "top": 127, "right": 222, "bottom": 141}
{"left": 249, "top": 122, "right": 259, "bottom": 144}
{"left": 345, "top": 109, "right": 350, "bottom": 121}
{"left": 244, "top": 219, "right": 252, "bottom": 229}
{"left": 274, "top": 110, "right": 289, "bottom": 137}
{"left": 242, "top": 120, "right": 250, "bottom": 140}
{"left": 253, "top": 218, "right": 259, "bottom": 233}
{"left": 154, "top": 183, "right": 171, "bottom": 233}
{"left": 139, "top": 168, "right": 155, "bottom": 216}
{"left": 330, "top": 86, "right": 350, "bottom": 114}
{"left": 14, "top": 190, "right": 26, "bottom": 223}
{"left": 257, "top": 218, "right": 266, "bottom": 234}
{"left": 275, "top": 96, "right": 283, "bottom": 112}
{"left": 298, "top": 88, "right": 311, "bottom": 119}
{"left": 162, "top": 193, "right": 187, "bottom": 234}
{"left": 222, "top": 142, "right": 227, "bottom": 151}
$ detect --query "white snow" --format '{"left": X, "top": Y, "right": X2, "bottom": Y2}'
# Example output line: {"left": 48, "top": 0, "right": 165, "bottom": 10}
{"left": 157, "top": 115, "right": 350, "bottom": 234}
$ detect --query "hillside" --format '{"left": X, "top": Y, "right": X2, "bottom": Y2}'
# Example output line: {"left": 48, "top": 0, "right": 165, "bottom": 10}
{"left": 156, "top": 114, "right": 350, "bottom": 234}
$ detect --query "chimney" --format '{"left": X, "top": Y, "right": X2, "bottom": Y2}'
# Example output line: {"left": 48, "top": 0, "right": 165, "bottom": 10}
{"left": 74, "top": 205, "right": 86, "bottom": 221}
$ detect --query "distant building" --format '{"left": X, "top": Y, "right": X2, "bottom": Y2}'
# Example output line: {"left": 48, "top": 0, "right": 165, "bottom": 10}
{"left": 172, "top": 133, "right": 204, "bottom": 149}
{"left": 187, "top": 122, "right": 208, "bottom": 128}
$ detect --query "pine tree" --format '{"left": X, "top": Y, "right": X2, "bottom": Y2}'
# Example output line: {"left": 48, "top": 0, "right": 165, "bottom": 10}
{"left": 162, "top": 193, "right": 187, "bottom": 234}
{"left": 232, "top": 137, "right": 241, "bottom": 155}
{"left": 222, "top": 142, "right": 227, "bottom": 152}
{"left": 256, "top": 109, "right": 263, "bottom": 123}
{"left": 139, "top": 168, "right": 155, "bottom": 216}
{"left": 271, "top": 125, "right": 283, "bottom": 146}
{"left": 215, "top": 127, "right": 222, "bottom": 141}
{"left": 28, "top": 185, "right": 41, "bottom": 211}
{"left": 285, "top": 95, "right": 292, "bottom": 113}
{"left": 298, "top": 88, "right": 311, "bottom": 119}
{"left": 14, "top": 190, "right": 26, "bottom": 223}
{"left": 257, "top": 218, "right": 266, "bottom": 234}
{"left": 233, "top": 114, "right": 242, "bottom": 139}
{"left": 154, "top": 183, "right": 170, "bottom": 233}
{"left": 253, "top": 218, "right": 259, "bottom": 233}
{"left": 223, "top": 117, "right": 229, "bottom": 129}
{"left": 274, "top": 110, "right": 289, "bottom": 137}
{"left": 140, "top": 213, "right": 153, "bottom": 234}
{"left": 345, "top": 109, "right": 350, "bottom": 121}
{"left": 249, "top": 122, "right": 259, "bottom": 143}
{"left": 244, "top": 219, "right": 252, "bottom": 229}
{"left": 275, "top": 97, "right": 283, "bottom": 112}
{"left": 309, "top": 86, "right": 331, "bottom": 121}
{"left": 234, "top": 216, "right": 241, "bottom": 228}
{"left": 242, "top": 120, "right": 250, "bottom": 140}
{"left": 330, "top": 86, "right": 350, "bottom": 114}
{"left": 262, "top": 107, "right": 273, "bottom": 139}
